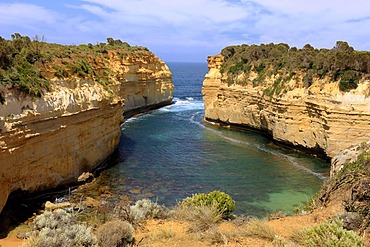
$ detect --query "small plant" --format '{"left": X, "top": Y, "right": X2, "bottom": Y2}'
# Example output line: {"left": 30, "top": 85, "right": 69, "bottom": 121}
{"left": 95, "top": 220, "right": 134, "bottom": 247}
{"left": 25, "top": 209, "right": 97, "bottom": 247}
{"left": 129, "top": 198, "right": 168, "bottom": 221}
{"left": 181, "top": 190, "right": 235, "bottom": 218}
{"left": 189, "top": 203, "right": 223, "bottom": 232}
{"left": 291, "top": 219, "right": 364, "bottom": 247}
{"left": 171, "top": 202, "right": 223, "bottom": 232}
{"left": 206, "top": 228, "right": 230, "bottom": 245}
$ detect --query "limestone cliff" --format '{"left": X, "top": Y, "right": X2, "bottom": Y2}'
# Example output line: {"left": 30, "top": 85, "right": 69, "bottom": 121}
{"left": 203, "top": 54, "right": 370, "bottom": 160}
{"left": 0, "top": 49, "right": 173, "bottom": 213}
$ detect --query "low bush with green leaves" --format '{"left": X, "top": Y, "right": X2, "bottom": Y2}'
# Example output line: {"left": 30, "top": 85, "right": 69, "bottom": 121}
{"left": 291, "top": 219, "right": 364, "bottom": 247}
{"left": 220, "top": 41, "right": 370, "bottom": 93}
{"left": 181, "top": 190, "right": 235, "bottom": 218}
{"left": 0, "top": 33, "right": 152, "bottom": 99}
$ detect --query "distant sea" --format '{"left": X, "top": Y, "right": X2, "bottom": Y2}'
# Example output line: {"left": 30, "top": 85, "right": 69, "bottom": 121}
{"left": 98, "top": 62, "right": 329, "bottom": 216}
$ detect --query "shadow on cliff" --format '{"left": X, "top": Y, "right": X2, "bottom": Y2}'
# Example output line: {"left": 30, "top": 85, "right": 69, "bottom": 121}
{"left": 0, "top": 134, "right": 136, "bottom": 238}
{"left": 94, "top": 134, "right": 136, "bottom": 174}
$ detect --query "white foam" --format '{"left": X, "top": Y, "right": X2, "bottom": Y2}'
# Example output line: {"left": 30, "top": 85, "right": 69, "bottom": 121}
{"left": 159, "top": 99, "right": 204, "bottom": 112}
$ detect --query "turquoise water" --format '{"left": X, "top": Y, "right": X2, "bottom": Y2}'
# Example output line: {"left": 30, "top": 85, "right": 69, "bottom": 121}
{"left": 100, "top": 62, "right": 329, "bottom": 216}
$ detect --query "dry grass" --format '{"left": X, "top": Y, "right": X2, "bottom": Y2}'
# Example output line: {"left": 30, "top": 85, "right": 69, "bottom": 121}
{"left": 290, "top": 228, "right": 307, "bottom": 245}
{"left": 244, "top": 218, "right": 277, "bottom": 241}
{"left": 149, "top": 225, "right": 176, "bottom": 242}
{"left": 203, "top": 226, "right": 245, "bottom": 245}
{"left": 171, "top": 202, "right": 223, "bottom": 232}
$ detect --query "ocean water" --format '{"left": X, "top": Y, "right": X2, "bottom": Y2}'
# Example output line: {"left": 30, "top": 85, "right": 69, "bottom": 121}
{"left": 99, "top": 62, "right": 329, "bottom": 216}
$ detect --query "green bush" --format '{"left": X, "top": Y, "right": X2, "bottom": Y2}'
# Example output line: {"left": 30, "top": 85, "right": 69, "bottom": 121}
{"left": 292, "top": 219, "right": 364, "bottom": 247}
{"left": 181, "top": 191, "right": 235, "bottom": 218}
{"left": 220, "top": 41, "right": 370, "bottom": 92}
{"left": 0, "top": 33, "right": 153, "bottom": 97}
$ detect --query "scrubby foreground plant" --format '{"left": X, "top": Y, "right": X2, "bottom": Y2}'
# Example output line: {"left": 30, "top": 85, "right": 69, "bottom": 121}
{"left": 181, "top": 190, "right": 235, "bottom": 218}
{"left": 95, "top": 220, "right": 134, "bottom": 247}
{"left": 172, "top": 201, "right": 224, "bottom": 232}
{"left": 111, "top": 198, "right": 168, "bottom": 225}
{"left": 291, "top": 219, "right": 364, "bottom": 247}
{"left": 24, "top": 209, "right": 97, "bottom": 247}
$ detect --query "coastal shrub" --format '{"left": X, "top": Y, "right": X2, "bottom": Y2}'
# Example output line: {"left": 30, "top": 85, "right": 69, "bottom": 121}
{"left": 129, "top": 198, "right": 168, "bottom": 221}
{"left": 172, "top": 202, "right": 223, "bottom": 232}
{"left": 27, "top": 209, "right": 97, "bottom": 247}
{"left": 181, "top": 190, "right": 235, "bottom": 218}
{"left": 291, "top": 219, "right": 364, "bottom": 247}
{"left": 0, "top": 33, "right": 152, "bottom": 97}
{"left": 220, "top": 41, "right": 370, "bottom": 92}
{"left": 313, "top": 147, "right": 370, "bottom": 231}
{"left": 96, "top": 220, "right": 134, "bottom": 247}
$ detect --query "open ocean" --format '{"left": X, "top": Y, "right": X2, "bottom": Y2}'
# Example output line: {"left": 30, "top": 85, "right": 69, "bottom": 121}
{"left": 97, "top": 62, "right": 329, "bottom": 216}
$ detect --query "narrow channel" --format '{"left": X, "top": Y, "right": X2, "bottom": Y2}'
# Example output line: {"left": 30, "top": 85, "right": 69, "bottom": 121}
{"left": 96, "top": 62, "right": 329, "bottom": 216}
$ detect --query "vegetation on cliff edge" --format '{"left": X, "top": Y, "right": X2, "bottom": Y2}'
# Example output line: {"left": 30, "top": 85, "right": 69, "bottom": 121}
{"left": 308, "top": 142, "right": 370, "bottom": 233}
{"left": 220, "top": 41, "right": 370, "bottom": 93}
{"left": 21, "top": 189, "right": 367, "bottom": 246}
{"left": 0, "top": 33, "right": 151, "bottom": 101}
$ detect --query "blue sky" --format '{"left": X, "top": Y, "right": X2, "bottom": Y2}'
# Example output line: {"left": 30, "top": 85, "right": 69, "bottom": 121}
{"left": 1, "top": 0, "right": 370, "bottom": 62}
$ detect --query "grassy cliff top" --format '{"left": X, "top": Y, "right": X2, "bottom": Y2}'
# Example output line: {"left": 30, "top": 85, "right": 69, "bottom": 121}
{"left": 0, "top": 33, "right": 152, "bottom": 101}
{"left": 220, "top": 41, "right": 370, "bottom": 92}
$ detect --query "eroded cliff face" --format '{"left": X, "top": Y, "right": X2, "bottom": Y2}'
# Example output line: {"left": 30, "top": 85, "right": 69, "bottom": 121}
{"left": 0, "top": 51, "right": 173, "bottom": 213}
{"left": 106, "top": 52, "right": 173, "bottom": 116}
{"left": 203, "top": 55, "right": 370, "bottom": 160}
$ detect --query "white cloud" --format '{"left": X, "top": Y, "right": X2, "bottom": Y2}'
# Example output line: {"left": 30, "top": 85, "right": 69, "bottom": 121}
{"left": 76, "top": 0, "right": 256, "bottom": 46}
{"left": 241, "top": 0, "right": 370, "bottom": 50}
{"left": 1, "top": 0, "right": 370, "bottom": 61}
{"left": 0, "top": 3, "right": 58, "bottom": 25}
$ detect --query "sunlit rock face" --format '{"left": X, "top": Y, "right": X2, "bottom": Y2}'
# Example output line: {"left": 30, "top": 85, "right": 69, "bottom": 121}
{"left": 203, "top": 54, "right": 370, "bottom": 161}
{"left": 0, "top": 51, "right": 174, "bottom": 213}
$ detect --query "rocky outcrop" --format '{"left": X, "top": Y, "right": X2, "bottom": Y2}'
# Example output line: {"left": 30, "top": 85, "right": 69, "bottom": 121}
{"left": 203, "top": 55, "right": 370, "bottom": 160}
{"left": 330, "top": 141, "right": 370, "bottom": 176}
{"left": 105, "top": 52, "right": 173, "bottom": 116}
{"left": 0, "top": 51, "right": 173, "bottom": 213}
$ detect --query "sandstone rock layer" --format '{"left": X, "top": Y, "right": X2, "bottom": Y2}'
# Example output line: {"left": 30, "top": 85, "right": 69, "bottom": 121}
{"left": 0, "top": 52, "right": 173, "bottom": 212}
{"left": 203, "top": 55, "right": 370, "bottom": 160}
